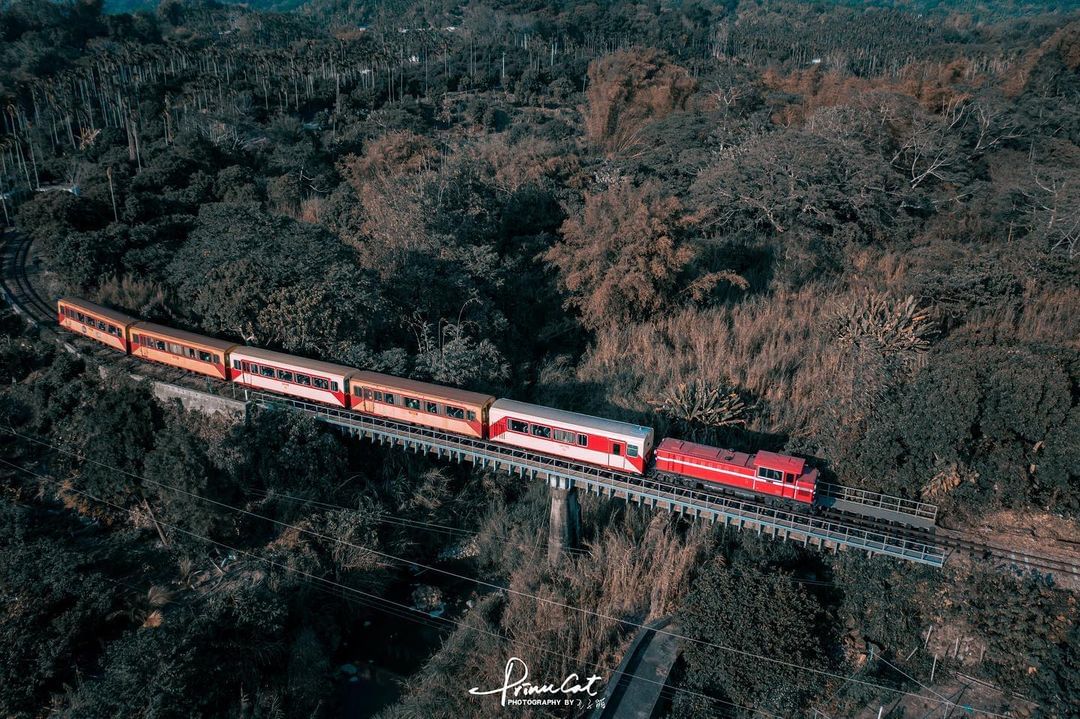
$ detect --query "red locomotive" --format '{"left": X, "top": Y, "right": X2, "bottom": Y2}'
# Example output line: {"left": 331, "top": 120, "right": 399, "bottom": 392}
{"left": 655, "top": 438, "right": 818, "bottom": 504}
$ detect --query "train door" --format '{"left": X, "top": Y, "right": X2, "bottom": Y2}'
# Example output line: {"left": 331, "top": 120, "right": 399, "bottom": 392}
{"left": 611, "top": 441, "right": 623, "bottom": 468}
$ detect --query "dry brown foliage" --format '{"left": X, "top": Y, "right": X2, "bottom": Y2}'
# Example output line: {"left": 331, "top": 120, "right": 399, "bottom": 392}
{"left": 547, "top": 179, "right": 711, "bottom": 331}
{"left": 578, "top": 286, "right": 841, "bottom": 436}
{"left": 651, "top": 380, "right": 749, "bottom": 441}
{"left": 832, "top": 292, "right": 936, "bottom": 363}
{"left": 1002, "top": 20, "right": 1080, "bottom": 97}
{"left": 765, "top": 59, "right": 986, "bottom": 126}
{"left": 461, "top": 134, "right": 577, "bottom": 194}
{"left": 584, "top": 48, "right": 697, "bottom": 153}
{"left": 499, "top": 510, "right": 707, "bottom": 669}
{"left": 923, "top": 458, "right": 979, "bottom": 501}
{"left": 963, "top": 285, "right": 1080, "bottom": 349}
{"left": 338, "top": 130, "right": 437, "bottom": 193}
{"left": 93, "top": 274, "right": 170, "bottom": 318}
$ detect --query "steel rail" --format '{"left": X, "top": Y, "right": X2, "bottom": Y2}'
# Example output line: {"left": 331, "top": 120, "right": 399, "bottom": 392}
{"left": 1, "top": 232, "right": 56, "bottom": 324}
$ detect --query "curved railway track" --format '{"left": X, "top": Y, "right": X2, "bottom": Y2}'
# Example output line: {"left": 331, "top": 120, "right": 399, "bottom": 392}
{"left": 3, "top": 229, "right": 1079, "bottom": 580}
{"left": 1, "top": 231, "right": 56, "bottom": 324}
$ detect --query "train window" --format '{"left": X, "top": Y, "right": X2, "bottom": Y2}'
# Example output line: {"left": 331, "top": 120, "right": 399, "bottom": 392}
{"left": 467, "top": 410, "right": 477, "bottom": 421}
{"left": 626, "top": 445, "right": 639, "bottom": 458}
{"left": 373, "top": 390, "right": 383, "bottom": 401}
{"left": 426, "top": 401, "right": 438, "bottom": 414}
{"left": 277, "top": 370, "right": 293, "bottom": 382}
{"left": 756, "top": 467, "right": 783, "bottom": 482}
{"left": 295, "top": 374, "right": 311, "bottom": 386}
{"left": 384, "top": 393, "right": 395, "bottom": 404}
{"left": 260, "top": 366, "right": 276, "bottom": 378}
{"left": 233, "top": 360, "right": 242, "bottom": 370}
{"left": 166, "top": 342, "right": 181, "bottom": 355}
{"left": 108, "top": 325, "right": 118, "bottom": 336}
{"left": 331, "top": 381, "right": 339, "bottom": 392}
{"left": 404, "top": 397, "right": 421, "bottom": 410}
{"left": 212, "top": 355, "right": 220, "bottom": 364}
{"left": 352, "top": 386, "right": 362, "bottom": 397}
{"left": 364, "top": 389, "right": 373, "bottom": 400}
{"left": 76, "top": 312, "right": 85, "bottom": 323}
{"left": 155, "top": 340, "right": 166, "bottom": 351}
{"left": 313, "top": 377, "right": 329, "bottom": 390}
{"left": 446, "top": 406, "right": 465, "bottom": 419}
{"left": 97, "top": 320, "right": 107, "bottom": 331}
{"left": 612, "top": 443, "right": 622, "bottom": 456}
{"left": 577, "top": 434, "right": 588, "bottom": 447}
{"left": 509, "top": 419, "right": 528, "bottom": 433}
{"left": 553, "top": 429, "right": 575, "bottom": 443}
{"left": 531, "top": 424, "right": 551, "bottom": 439}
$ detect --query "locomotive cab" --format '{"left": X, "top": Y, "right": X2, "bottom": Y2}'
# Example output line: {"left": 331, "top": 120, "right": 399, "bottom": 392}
{"left": 752, "top": 451, "right": 817, "bottom": 504}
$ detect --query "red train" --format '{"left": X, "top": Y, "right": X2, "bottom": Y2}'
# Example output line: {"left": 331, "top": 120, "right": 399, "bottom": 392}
{"left": 57, "top": 297, "right": 818, "bottom": 506}
{"left": 655, "top": 438, "right": 817, "bottom": 504}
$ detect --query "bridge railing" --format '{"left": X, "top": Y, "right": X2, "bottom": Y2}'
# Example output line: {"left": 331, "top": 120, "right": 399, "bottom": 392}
{"left": 247, "top": 390, "right": 946, "bottom": 567}
{"left": 817, "top": 482, "right": 938, "bottom": 524}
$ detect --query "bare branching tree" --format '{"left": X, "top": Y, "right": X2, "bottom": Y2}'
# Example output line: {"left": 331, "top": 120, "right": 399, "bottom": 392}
{"left": 891, "top": 106, "right": 966, "bottom": 188}
{"left": 1025, "top": 167, "right": 1080, "bottom": 261}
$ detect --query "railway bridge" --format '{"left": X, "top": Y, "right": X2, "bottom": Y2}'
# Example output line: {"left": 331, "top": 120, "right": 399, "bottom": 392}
{"left": 6, "top": 229, "right": 1079, "bottom": 583}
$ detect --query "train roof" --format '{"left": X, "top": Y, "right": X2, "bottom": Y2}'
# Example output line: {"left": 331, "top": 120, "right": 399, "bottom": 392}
{"left": 132, "top": 322, "right": 238, "bottom": 352}
{"left": 58, "top": 297, "right": 138, "bottom": 326}
{"left": 756, "top": 450, "right": 806, "bottom": 476}
{"left": 657, "top": 438, "right": 754, "bottom": 467}
{"left": 230, "top": 345, "right": 361, "bottom": 378}
{"left": 352, "top": 371, "right": 495, "bottom": 407}
{"left": 491, "top": 399, "right": 653, "bottom": 441}
{"left": 658, "top": 438, "right": 807, "bottom": 475}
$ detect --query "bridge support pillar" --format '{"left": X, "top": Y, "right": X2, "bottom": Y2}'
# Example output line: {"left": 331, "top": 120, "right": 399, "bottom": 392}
{"left": 547, "top": 477, "right": 581, "bottom": 565}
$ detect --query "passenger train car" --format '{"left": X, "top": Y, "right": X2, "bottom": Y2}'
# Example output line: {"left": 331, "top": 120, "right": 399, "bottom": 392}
{"left": 349, "top": 372, "right": 493, "bottom": 440}
{"left": 230, "top": 345, "right": 357, "bottom": 408}
{"left": 55, "top": 297, "right": 823, "bottom": 506}
{"left": 130, "top": 322, "right": 236, "bottom": 380}
{"left": 58, "top": 297, "right": 137, "bottom": 353}
{"left": 489, "top": 399, "right": 653, "bottom": 475}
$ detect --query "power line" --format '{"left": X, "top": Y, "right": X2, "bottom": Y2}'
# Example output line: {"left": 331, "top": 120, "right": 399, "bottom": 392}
{"left": 0, "top": 455, "right": 776, "bottom": 719}
{"left": 0, "top": 426, "right": 1015, "bottom": 718}
{"left": 244, "top": 485, "right": 592, "bottom": 557}
{"left": 245, "top": 485, "right": 843, "bottom": 588}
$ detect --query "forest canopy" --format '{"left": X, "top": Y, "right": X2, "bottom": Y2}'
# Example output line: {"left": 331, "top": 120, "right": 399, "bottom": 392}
{"left": 1, "top": 0, "right": 1078, "bottom": 717}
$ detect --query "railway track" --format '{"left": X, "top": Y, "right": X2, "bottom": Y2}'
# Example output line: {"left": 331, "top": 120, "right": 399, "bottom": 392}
{"left": 827, "top": 510, "right": 1080, "bottom": 578}
{"left": 1, "top": 231, "right": 56, "bottom": 324}
{"left": 3, "top": 228, "right": 1078, "bottom": 578}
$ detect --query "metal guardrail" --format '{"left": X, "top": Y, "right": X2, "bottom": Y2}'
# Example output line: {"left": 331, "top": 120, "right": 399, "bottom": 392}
{"left": 817, "top": 482, "right": 938, "bottom": 524}
{"left": 247, "top": 390, "right": 946, "bottom": 567}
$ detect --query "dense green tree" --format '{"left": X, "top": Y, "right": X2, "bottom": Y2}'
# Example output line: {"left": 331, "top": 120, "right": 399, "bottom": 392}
{"left": 0, "top": 506, "right": 123, "bottom": 718}
{"left": 143, "top": 412, "right": 226, "bottom": 540}
{"left": 851, "top": 343, "right": 1078, "bottom": 515}
{"left": 231, "top": 407, "right": 348, "bottom": 506}
{"left": 672, "top": 559, "right": 832, "bottom": 716}
{"left": 167, "top": 203, "right": 382, "bottom": 354}
{"left": 54, "top": 377, "right": 161, "bottom": 509}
